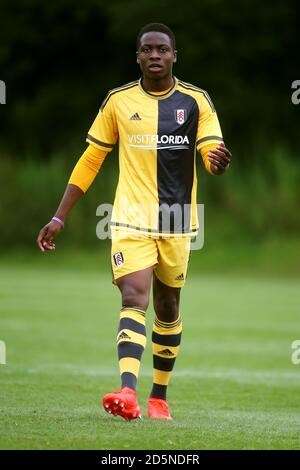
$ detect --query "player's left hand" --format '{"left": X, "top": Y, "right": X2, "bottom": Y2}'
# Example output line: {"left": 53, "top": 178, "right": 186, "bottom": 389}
{"left": 208, "top": 142, "right": 232, "bottom": 175}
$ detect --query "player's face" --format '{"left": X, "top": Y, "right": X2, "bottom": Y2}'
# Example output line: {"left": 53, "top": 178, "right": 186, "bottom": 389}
{"left": 137, "top": 32, "right": 177, "bottom": 80}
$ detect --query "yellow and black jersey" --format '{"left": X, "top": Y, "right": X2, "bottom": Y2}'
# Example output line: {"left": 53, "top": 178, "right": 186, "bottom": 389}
{"left": 87, "top": 77, "right": 223, "bottom": 237}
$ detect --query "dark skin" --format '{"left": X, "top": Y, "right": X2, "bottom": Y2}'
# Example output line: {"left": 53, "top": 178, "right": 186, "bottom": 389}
{"left": 136, "top": 32, "right": 232, "bottom": 175}
{"left": 136, "top": 31, "right": 177, "bottom": 91}
{"left": 37, "top": 30, "right": 232, "bottom": 323}
{"left": 37, "top": 184, "right": 84, "bottom": 252}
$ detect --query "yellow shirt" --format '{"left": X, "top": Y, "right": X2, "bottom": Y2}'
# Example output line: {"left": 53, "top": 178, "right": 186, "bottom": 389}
{"left": 71, "top": 77, "right": 223, "bottom": 237}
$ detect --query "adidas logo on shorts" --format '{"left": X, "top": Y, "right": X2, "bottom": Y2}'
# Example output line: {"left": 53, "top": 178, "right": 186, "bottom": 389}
{"left": 175, "top": 273, "right": 184, "bottom": 281}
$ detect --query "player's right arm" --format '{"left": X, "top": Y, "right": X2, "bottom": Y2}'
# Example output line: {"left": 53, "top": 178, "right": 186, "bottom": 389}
{"left": 37, "top": 183, "right": 84, "bottom": 252}
{"left": 37, "top": 93, "right": 118, "bottom": 252}
{"left": 37, "top": 145, "right": 108, "bottom": 252}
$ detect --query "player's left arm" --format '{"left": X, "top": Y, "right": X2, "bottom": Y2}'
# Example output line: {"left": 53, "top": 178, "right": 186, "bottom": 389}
{"left": 196, "top": 92, "right": 232, "bottom": 175}
{"left": 201, "top": 142, "right": 232, "bottom": 175}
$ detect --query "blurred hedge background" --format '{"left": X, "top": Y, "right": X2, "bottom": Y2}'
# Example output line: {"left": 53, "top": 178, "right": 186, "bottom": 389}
{"left": 0, "top": 0, "right": 299, "bottom": 263}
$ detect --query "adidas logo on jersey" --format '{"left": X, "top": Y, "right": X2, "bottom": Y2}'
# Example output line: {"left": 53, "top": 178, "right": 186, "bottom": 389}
{"left": 118, "top": 331, "right": 131, "bottom": 341}
{"left": 175, "top": 273, "right": 184, "bottom": 281}
{"left": 157, "top": 349, "right": 175, "bottom": 357}
{"left": 130, "top": 112, "right": 142, "bottom": 120}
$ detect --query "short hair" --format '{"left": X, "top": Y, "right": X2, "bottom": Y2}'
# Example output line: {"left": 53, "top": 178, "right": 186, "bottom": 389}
{"left": 136, "top": 23, "right": 176, "bottom": 50}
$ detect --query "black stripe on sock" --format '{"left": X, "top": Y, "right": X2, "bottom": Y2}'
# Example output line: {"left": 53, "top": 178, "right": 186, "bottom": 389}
{"left": 155, "top": 318, "right": 181, "bottom": 329}
{"left": 118, "top": 342, "right": 144, "bottom": 360}
{"left": 152, "top": 331, "right": 182, "bottom": 347}
{"left": 150, "top": 384, "right": 167, "bottom": 400}
{"left": 153, "top": 355, "right": 176, "bottom": 372}
{"left": 121, "top": 306, "right": 146, "bottom": 317}
{"left": 118, "top": 318, "right": 146, "bottom": 336}
{"left": 121, "top": 372, "right": 137, "bottom": 390}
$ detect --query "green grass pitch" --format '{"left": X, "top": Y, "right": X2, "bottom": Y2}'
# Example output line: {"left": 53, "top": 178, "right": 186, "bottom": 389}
{"left": 0, "top": 254, "right": 300, "bottom": 450}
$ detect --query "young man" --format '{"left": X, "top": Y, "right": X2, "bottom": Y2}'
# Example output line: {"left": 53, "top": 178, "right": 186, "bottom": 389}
{"left": 37, "top": 23, "right": 231, "bottom": 421}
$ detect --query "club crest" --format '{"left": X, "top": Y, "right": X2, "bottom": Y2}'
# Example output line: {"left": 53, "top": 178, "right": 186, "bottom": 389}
{"left": 113, "top": 251, "right": 124, "bottom": 267}
{"left": 175, "top": 109, "right": 186, "bottom": 125}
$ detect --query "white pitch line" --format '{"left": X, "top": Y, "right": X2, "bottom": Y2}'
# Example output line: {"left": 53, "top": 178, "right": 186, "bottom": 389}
{"left": 24, "top": 364, "right": 300, "bottom": 382}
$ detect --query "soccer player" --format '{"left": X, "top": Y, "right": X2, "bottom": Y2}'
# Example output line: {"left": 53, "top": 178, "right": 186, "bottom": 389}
{"left": 37, "top": 23, "right": 231, "bottom": 421}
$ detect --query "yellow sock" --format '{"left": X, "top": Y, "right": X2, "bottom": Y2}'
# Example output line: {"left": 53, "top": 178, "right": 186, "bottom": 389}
{"left": 117, "top": 307, "right": 147, "bottom": 390}
{"left": 150, "top": 316, "right": 182, "bottom": 400}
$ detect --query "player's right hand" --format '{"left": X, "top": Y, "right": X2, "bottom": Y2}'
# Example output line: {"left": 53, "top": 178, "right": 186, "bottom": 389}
{"left": 37, "top": 220, "right": 63, "bottom": 252}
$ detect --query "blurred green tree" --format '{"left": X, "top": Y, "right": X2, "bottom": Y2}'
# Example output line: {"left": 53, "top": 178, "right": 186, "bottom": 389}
{"left": 0, "top": 0, "right": 298, "bottom": 159}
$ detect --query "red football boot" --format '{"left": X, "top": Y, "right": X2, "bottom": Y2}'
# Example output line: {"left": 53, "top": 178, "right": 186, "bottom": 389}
{"left": 148, "top": 397, "right": 173, "bottom": 420}
{"left": 102, "top": 387, "right": 142, "bottom": 420}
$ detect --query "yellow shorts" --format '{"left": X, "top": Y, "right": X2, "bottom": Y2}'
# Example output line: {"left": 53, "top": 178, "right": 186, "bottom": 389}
{"left": 111, "top": 231, "right": 191, "bottom": 288}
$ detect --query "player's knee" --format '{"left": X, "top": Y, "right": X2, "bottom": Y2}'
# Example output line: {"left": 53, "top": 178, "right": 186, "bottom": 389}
{"left": 154, "top": 295, "right": 179, "bottom": 323}
{"left": 121, "top": 284, "right": 149, "bottom": 311}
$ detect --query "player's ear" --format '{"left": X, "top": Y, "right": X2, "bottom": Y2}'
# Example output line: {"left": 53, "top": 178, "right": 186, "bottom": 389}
{"left": 173, "top": 49, "right": 178, "bottom": 63}
{"left": 136, "top": 51, "right": 140, "bottom": 64}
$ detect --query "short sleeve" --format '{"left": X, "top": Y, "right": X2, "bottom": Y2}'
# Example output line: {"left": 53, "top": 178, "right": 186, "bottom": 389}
{"left": 196, "top": 92, "right": 223, "bottom": 151}
{"left": 86, "top": 94, "right": 118, "bottom": 152}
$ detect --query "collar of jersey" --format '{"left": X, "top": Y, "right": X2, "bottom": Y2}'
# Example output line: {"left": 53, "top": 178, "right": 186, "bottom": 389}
{"left": 138, "top": 76, "right": 178, "bottom": 100}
